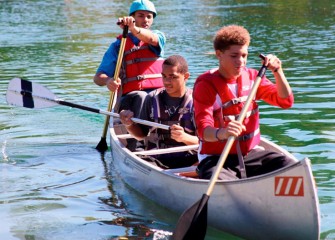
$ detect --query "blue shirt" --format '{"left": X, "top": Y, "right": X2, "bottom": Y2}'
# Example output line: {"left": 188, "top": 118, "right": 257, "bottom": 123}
{"left": 96, "top": 30, "right": 166, "bottom": 77}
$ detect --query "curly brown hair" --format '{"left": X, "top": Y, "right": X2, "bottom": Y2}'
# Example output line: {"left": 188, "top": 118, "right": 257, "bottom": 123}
{"left": 213, "top": 25, "right": 250, "bottom": 51}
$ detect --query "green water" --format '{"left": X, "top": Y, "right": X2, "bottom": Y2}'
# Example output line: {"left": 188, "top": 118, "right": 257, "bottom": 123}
{"left": 1, "top": 0, "right": 334, "bottom": 239}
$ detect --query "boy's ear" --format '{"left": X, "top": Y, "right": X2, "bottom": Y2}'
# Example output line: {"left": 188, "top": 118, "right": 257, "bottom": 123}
{"left": 184, "top": 72, "right": 190, "bottom": 81}
{"left": 215, "top": 50, "right": 221, "bottom": 59}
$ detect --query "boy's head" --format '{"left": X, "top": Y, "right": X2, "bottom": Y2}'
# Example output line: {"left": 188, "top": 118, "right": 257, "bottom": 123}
{"left": 162, "top": 55, "right": 190, "bottom": 97}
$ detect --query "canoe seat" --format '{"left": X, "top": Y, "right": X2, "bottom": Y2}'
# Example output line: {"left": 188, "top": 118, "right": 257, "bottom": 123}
{"left": 178, "top": 170, "right": 199, "bottom": 178}
{"left": 113, "top": 122, "right": 136, "bottom": 147}
{"left": 165, "top": 165, "right": 199, "bottom": 179}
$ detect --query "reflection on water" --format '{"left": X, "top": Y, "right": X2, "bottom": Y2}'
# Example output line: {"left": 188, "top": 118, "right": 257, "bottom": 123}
{"left": 1, "top": 0, "right": 334, "bottom": 239}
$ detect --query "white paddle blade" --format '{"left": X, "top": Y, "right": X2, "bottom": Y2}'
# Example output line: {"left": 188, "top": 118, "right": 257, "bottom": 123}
{"left": 6, "top": 78, "right": 58, "bottom": 109}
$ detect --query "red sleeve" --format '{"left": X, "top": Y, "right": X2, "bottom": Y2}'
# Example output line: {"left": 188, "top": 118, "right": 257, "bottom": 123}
{"left": 193, "top": 73, "right": 217, "bottom": 140}
{"left": 249, "top": 69, "right": 294, "bottom": 109}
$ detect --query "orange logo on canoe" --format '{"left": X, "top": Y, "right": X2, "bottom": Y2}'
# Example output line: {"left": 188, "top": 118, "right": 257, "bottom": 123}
{"left": 274, "top": 176, "right": 304, "bottom": 197}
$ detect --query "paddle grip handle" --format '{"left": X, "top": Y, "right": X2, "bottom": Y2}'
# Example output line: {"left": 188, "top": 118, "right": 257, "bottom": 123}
{"left": 257, "top": 54, "right": 267, "bottom": 78}
{"left": 117, "top": 20, "right": 135, "bottom": 25}
{"left": 122, "top": 26, "right": 128, "bottom": 38}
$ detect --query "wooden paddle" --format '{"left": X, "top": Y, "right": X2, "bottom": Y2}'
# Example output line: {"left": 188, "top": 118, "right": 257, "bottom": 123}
{"left": 172, "top": 54, "right": 267, "bottom": 239}
{"left": 6, "top": 78, "right": 170, "bottom": 131}
{"left": 96, "top": 26, "right": 129, "bottom": 153}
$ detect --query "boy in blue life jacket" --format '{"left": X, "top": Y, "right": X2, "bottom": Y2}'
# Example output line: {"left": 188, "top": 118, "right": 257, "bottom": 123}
{"left": 119, "top": 55, "right": 198, "bottom": 169}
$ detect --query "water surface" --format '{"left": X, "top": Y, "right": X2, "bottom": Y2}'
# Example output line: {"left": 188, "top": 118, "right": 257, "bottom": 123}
{"left": 1, "top": 0, "right": 334, "bottom": 239}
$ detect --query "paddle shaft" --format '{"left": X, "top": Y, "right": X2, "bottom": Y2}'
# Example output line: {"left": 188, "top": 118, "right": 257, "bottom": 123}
{"left": 205, "top": 63, "right": 267, "bottom": 196}
{"left": 53, "top": 98, "right": 169, "bottom": 130}
{"left": 100, "top": 26, "right": 128, "bottom": 140}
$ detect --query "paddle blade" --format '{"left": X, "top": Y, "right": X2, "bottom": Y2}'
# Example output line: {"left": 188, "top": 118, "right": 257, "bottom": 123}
{"left": 96, "top": 137, "right": 108, "bottom": 153}
{"left": 6, "top": 78, "right": 58, "bottom": 109}
{"left": 173, "top": 194, "right": 209, "bottom": 240}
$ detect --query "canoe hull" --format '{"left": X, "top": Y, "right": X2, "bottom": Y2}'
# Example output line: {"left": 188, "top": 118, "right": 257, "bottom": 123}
{"left": 110, "top": 126, "right": 320, "bottom": 240}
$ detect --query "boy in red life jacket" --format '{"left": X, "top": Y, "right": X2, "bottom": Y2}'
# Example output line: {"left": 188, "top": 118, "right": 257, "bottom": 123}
{"left": 119, "top": 55, "right": 198, "bottom": 169}
{"left": 193, "top": 25, "right": 295, "bottom": 180}
{"left": 93, "top": 0, "right": 165, "bottom": 118}
{"left": 93, "top": 0, "right": 165, "bottom": 150}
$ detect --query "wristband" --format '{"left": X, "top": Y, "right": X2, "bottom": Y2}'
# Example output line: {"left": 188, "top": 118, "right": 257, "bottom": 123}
{"left": 215, "top": 128, "right": 224, "bottom": 142}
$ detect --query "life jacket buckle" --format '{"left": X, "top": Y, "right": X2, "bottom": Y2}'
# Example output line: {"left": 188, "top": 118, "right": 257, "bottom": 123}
{"left": 130, "top": 46, "right": 140, "bottom": 52}
{"left": 223, "top": 115, "right": 236, "bottom": 121}
{"left": 240, "top": 135, "right": 249, "bottom": 141}
{"left": 136, "top": 75, "right": 145, "bottom": 80}
{"left": 232, "top": 98, "right": 242, "bottom": 105}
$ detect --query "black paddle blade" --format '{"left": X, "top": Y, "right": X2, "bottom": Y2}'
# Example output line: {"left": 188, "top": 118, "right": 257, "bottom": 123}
{"left": 96, "top": 137, "right": 108, "bottom": 153}
{"left": 173, "top": 194, "right": 209, "bottom": 240}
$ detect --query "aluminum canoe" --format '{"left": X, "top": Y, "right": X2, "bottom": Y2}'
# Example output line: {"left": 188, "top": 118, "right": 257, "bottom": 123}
{"left": 109, "top": 123, "right": 320, "bottom": 240}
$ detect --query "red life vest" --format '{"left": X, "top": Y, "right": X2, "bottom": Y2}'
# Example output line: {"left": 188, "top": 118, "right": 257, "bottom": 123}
{"left": 199, "top": 68, "right": 260, "bottom": 155}
{"left": 118, "top": 34, "right": 164, "bottom": 95}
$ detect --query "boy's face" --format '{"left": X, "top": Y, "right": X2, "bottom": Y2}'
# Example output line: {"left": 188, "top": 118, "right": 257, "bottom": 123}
{"left": 133, "top": 10, "right": 154, "bottom": 29}
{"left": 162, "top": 64, "right": 189, "bottom": 98}
{"left": 215, "top": 44, "right": 249, "bottom": 79}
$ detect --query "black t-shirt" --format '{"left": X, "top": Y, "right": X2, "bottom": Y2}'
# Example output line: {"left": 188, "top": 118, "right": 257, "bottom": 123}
{"left": 139, "top": 90, "right": 184, "bottom": 134}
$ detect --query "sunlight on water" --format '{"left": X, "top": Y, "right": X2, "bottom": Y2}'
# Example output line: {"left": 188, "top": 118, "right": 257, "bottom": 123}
{"left": 152, "top": 229, "right": 173, "bottom": 240}
{"left": 1, "top": 140, "right": 10, "bottom": 163}
{"left": 1, "top": 0, "right": 334, "bottom": 239}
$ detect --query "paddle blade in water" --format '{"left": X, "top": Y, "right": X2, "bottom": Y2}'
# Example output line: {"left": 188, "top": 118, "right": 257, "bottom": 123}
{"left": 96, "top": 137, "right": 108, "bottom": 153}
{"left": 173, "top": 194, "right": 209, "bottom": 240}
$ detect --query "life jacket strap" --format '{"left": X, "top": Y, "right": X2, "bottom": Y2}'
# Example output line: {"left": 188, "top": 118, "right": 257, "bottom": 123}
{"left": 236, "top": 127, "right": 260, "bottom": 142}
{"left": 234, "top": 128, "right": 260, "bottom": 179}
{"left": 236, "top": 141, "right": 247, "bottom": 179}
{"left": 124, "top": 73, "right": 162, "bottom": 84}
{"left": 221, "top": 95, "right": 249, "bottom": 109}
{"left": 223, "top": 107, "right": 259, "bottom": 121}
{"left": 124, "top": 45, "right": 149, "bottom": 55}
{"left": 125, "top": 57, "right": 161, "bottom": 65}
